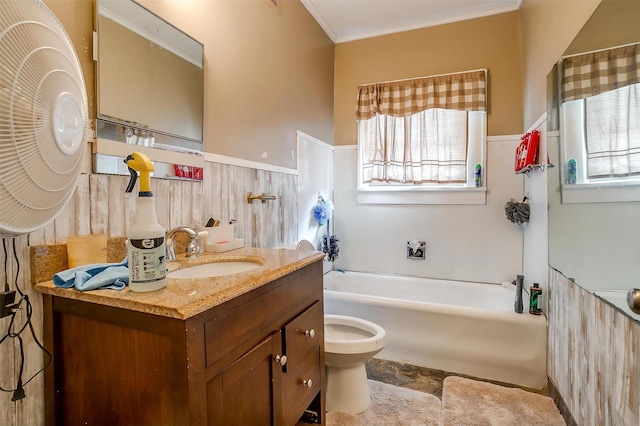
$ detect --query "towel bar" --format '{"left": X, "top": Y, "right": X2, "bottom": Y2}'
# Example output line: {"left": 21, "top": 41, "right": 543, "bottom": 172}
{"left": 247, "top": 192, "right": 277, "bottom": 204}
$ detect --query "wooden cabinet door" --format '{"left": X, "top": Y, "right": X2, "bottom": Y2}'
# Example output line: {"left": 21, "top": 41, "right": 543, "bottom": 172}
{"left": 207, "top": 331, "right": 284, "bottom": 426}
{"left": 281, "top": 302, "right": 324, "bottom": 425}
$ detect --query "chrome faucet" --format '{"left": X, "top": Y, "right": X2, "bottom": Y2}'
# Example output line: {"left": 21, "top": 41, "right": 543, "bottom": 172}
{"left": 166, "top": 227, "right": 200, "bottom": 261}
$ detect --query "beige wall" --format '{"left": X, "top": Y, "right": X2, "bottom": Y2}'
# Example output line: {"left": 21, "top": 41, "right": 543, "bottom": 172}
{"left": 565, "top": 0, "right": 640, "bottom": 55}
{"left": 334, "top": 11, "right": 524, "bottom": 144}
{"left": 139, "top": 0, "right": 335, "bottom": 169}
{"left": 45, "top": 0, "right": 96, "bottom": 123}
{"left": 48, "top": 0, "right": 335, "bottom": 170}
{"left": 518, "top": 0, "right": 600, "bottom": 129}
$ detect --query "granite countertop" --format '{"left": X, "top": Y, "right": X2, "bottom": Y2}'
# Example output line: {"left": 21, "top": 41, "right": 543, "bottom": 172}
{"left": 34, "top": 247, "right": 325, "bottom": 320}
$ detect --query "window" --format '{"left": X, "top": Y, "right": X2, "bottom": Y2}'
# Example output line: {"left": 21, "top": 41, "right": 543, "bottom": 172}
{"left": 359, "top": 108, "right": 468, "bottom": 184}
{"left": 559, "top": 43, "right": 640, "bottom": 203}
{"left": 355, "top": 70, "right": 487, "bottom": 204}
{"left": 562, "top": 83, "right": 640, "bottom": 184}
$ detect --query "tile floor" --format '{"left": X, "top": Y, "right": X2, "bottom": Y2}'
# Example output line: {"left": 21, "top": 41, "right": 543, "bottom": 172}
{"left": 365, "top": 358, "right": 550, "bottom": 400}
{"left": 312, "top": 359, "right": 565, "bottom": 426}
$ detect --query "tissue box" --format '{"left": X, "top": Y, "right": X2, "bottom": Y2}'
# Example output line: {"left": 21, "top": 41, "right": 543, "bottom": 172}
{"left": 204, "top": 225, "right": 244, "bottom": 253}
{"left": 205, "top": 240, "right": 244, "bottom": 253}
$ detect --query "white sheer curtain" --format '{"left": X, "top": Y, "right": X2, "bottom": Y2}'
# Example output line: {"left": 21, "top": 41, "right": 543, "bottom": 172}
{"left": 585, "top": 83, "right": 640, "bottom": 178}
{"left": 359, "top": 108, "right": 468, "bottom": 184}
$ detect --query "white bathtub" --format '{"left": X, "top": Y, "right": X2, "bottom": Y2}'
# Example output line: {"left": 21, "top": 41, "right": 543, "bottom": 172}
{"left": 323, "top": 270, "right": 547, "bottom": 389}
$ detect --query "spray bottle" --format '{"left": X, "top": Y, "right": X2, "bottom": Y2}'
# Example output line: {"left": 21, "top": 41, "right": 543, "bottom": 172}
{"left": 125, "top": 152, "right": 167, "bottom": 292}
{"left": 474, "top": 164, "right": 482, "bottom": 187}
{"left": 567, "top": 159, "right": 577, "bottom": 184}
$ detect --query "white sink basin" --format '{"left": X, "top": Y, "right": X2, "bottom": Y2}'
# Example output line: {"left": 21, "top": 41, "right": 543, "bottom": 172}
{"left": 167, "top": 260, "right": 261, "bottom": 279}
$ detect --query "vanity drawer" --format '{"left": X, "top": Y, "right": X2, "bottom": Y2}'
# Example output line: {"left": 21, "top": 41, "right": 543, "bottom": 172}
{"left": 203, "top": 266, "right": 321, "bottom": 371}
{"left": 282, "top": 345, "right": 321, "bottom": 426}
{"left": 283, "top": 301, "right": 323, "bottom": 372}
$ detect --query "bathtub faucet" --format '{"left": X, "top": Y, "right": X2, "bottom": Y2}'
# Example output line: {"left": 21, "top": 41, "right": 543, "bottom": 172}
{"left": 514, "top": 275, "right": 524, "bottom": 314}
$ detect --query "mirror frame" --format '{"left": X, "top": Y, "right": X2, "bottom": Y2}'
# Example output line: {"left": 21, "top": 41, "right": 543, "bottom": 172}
{"left": 93, "top": 0, "right": 205, "bottom": 180}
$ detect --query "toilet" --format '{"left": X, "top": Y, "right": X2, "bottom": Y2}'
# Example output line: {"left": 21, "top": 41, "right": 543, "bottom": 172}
{"left": 324, "top": 314, "right": 387, "bottom": 414}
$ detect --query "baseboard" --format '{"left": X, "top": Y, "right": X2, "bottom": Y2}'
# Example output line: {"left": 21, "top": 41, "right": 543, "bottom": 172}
{"left": 548, "top": 376, "right": 578, "bottom": 426}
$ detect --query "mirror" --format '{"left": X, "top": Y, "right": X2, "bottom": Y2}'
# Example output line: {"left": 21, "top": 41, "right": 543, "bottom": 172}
{"left": 94, "top": 0, "right": 204, "bottom": 180}
{"left": 547, "top": 0, "right": 640, "bottom": 321}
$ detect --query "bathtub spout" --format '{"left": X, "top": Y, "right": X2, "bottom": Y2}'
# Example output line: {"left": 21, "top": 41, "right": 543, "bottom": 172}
{"left": 514, "top": 275, "right": 524, "bottom": 313}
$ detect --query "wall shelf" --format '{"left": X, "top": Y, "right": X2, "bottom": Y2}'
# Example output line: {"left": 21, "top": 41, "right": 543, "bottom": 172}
{"left": 516, "top": 163, "right": 555, "bottom": 175}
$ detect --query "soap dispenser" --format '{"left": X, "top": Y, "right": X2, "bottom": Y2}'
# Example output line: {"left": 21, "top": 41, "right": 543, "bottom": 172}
{"left": 124, "top": 152, "right": 167, "bottom": 292}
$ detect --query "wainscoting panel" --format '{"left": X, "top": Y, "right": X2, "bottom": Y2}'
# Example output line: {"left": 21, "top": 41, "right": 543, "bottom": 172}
{"left": 1, "top": 160, "right": 298, "bottom": 425}
{"left": 0, "top": 234, "right": 43, "bottom": 426}
{"left": 548, "top": 267, "right": 640, "bottom": 425}
{"left": 203, "top": 162, "right": 298, "bottom": 249}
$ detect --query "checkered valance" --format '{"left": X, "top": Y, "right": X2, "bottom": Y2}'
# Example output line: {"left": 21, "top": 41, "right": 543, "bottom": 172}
{"left": 355, "top": 70, "right": 487, "bottom": 120}
{"left": 561, "top": 43, "right": 640, "bottom": 103}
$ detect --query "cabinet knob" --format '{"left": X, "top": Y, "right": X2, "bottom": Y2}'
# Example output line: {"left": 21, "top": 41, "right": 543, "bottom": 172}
{"left": 274, "top": 354, "right": 287, "bottom": 366}
{"left": 302, "top": 379, "right": 313, "bottom": 388}
{"left": 304, "top": 328, "right": 315, "bottom": 338}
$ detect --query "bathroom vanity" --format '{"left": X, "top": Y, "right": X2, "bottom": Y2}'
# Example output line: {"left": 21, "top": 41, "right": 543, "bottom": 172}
{"left": 34, "top": 247, "right": 325, "bottom": 425}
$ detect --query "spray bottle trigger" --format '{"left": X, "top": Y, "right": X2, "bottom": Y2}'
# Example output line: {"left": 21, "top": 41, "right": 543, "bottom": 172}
{"left": 124, "top": 154, "right": 138, "bottom": 193}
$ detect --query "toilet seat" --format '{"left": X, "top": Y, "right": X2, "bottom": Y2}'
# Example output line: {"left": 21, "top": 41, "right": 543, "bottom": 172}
{"left": 324, "top": 314, "right": 387, "bottom": 354}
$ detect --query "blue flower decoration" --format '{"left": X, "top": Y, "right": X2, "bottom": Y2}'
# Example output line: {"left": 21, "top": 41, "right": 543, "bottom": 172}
{"left": 313, "top": 198, "right": 334, "bottom": 226}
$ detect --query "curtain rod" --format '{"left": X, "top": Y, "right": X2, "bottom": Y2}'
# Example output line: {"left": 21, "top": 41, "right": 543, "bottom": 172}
{"left": 358, "top": 68, "right": 487, "bottom": 88}
{"left": 561, "top": 41, "right": 639, "bottom": 60}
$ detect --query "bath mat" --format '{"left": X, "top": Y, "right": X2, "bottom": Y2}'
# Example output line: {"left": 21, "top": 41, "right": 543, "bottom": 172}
{"left": 440, "top": 376, "right": 566, "bottom": 425}
{"left": 326, "top": 379, "right": 441, "bottom": 426}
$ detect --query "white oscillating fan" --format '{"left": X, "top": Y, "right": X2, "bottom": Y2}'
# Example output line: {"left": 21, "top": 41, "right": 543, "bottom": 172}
{"left": 0, "top": 0, "right": 88, "bottom": 236}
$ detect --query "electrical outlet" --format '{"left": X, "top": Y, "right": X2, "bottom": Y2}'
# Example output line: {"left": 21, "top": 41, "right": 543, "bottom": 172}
{"left": 0, "top": 290, "right": 17, "bottom": 318}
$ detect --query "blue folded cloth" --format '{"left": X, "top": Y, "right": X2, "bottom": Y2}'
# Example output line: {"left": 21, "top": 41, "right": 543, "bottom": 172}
{"left": 54, "top": 257, "right": 129, "bottom": 291}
